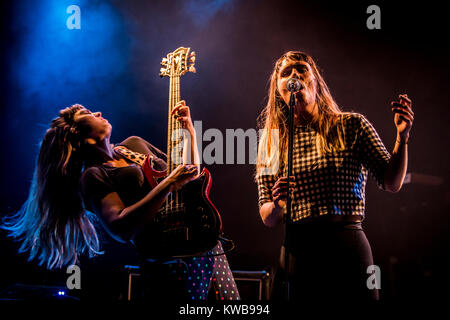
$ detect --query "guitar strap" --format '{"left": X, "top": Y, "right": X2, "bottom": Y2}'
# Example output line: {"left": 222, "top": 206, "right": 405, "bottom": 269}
{"left": 114, "top": 145, "right": 147, "bottom": 166}
{"left": 114, "top": 145, "right": 167, "bottom": 188}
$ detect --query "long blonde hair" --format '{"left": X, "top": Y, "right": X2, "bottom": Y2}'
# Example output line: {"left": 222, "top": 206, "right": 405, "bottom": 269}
{"left": 256, "top": 51, "right": 346, "bottom": 175}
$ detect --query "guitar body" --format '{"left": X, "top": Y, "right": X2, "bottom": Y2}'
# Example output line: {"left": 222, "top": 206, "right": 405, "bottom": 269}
{"left": 136, "top": 167, "right": 223, "bottom": 259}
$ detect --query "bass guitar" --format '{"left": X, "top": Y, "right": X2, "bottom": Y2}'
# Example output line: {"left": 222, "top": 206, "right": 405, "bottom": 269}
{"left": 137, "top": 47, "right": 223, "bottom": 259}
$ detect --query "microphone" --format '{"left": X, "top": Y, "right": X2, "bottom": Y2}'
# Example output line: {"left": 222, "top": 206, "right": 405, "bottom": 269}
{"left": 286, "top": 78, "right": 302, "bottom": 92}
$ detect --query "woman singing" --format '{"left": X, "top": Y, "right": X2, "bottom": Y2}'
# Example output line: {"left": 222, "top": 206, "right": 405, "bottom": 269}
{"left": 256, "top": 51, "right": 413, "bottom": 300}
{"left": 3, "top": 101, "right": 239, "bottom": 301}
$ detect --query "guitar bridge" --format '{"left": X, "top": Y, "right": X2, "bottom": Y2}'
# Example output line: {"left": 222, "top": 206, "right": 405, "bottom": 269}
{"left": 162, "top": 226, "right": 190, "bottom": 241}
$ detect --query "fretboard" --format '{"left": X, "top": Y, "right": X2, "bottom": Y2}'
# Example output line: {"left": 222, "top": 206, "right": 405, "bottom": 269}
{"left": 166, "top": 74, "right": 183, "bottom": 175}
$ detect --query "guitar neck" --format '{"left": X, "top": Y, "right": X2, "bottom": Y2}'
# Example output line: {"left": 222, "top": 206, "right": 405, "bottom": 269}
{"left": 160, "top": 47, "right": 196, "bottom": 178}
{"left": 166, "top": 74, "right": 182, "bottom": 175}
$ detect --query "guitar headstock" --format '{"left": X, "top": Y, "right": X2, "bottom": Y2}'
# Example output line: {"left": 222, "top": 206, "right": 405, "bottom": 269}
{"left": 160, "top": 47, "right": 196, "bottom": 77}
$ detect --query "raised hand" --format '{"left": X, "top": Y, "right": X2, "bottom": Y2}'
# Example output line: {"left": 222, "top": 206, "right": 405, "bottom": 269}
{"left": 172, "top": 100, "right": 194, "bottom": 133}
{"left": 391, "top": 93, "right": 414, "bottom": 142}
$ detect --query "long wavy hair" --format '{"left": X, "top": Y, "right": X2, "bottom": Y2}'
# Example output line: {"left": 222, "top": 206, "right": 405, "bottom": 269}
{"left": 2, "top": 104, "right": 102, "bottom": 269}
{"left": 256, "top": 51, "right": 347, "bottom": 175}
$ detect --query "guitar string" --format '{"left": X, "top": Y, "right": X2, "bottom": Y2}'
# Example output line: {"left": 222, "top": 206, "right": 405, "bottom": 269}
{"left": 166, "top": 56, "right": 188, "bottom": 219}
{"left": 176, "top": 74, "right": 184, "bottom": 212}
{"left": 173, "top": 70, "right": 178, "bottom": 213}
{"left": 174, "top": 73, "right": 179, "bottom": 213}
{"left": 167, "top": 64, "right": 173, "bottom": 215}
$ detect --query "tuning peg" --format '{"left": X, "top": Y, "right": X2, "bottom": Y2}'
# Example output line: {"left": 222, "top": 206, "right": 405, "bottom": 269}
{"left": 189, "top": 65, "right": 196, "bottom": 73}
{"left": 160, "top": 58, "right": 168, "bottom": 66}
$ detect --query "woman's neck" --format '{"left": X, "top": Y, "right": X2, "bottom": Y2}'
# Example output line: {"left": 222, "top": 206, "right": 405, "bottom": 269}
{"left": 294, "top": 103, "right": 319, "bottom": 126}
{"left": 83, "top": 138, "right": 115, "bottom": 166}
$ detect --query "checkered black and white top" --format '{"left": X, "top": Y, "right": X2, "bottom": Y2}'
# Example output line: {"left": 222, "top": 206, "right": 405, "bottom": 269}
{"left": 256, "top": 113, "right": 391, "bottom": 222}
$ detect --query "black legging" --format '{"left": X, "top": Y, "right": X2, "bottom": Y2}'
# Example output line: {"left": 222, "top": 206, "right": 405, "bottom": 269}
{"left": 272, "top": 220, "right": 379, "bottom": 301}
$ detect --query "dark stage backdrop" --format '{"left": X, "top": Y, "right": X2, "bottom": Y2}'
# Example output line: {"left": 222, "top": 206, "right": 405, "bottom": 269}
{"left": 1, "top": 0, "right": 449, "bottom": 301}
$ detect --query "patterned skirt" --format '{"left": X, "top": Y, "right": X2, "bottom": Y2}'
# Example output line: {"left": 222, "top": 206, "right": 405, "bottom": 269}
{"left": 138, "top": 241, "right": 240, "bottom": 301}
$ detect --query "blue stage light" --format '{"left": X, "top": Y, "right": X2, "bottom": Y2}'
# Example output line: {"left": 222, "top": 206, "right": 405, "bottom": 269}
{"left": 11, "top": 0, "right": 130, "bottom": 108}
{"left": 183, "top": 0, "right": 233, "bottom": 26}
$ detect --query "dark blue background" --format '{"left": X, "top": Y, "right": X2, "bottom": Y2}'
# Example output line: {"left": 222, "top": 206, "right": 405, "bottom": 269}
{"left": 1, "top": 0, "right": 449, "bottom": 301}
